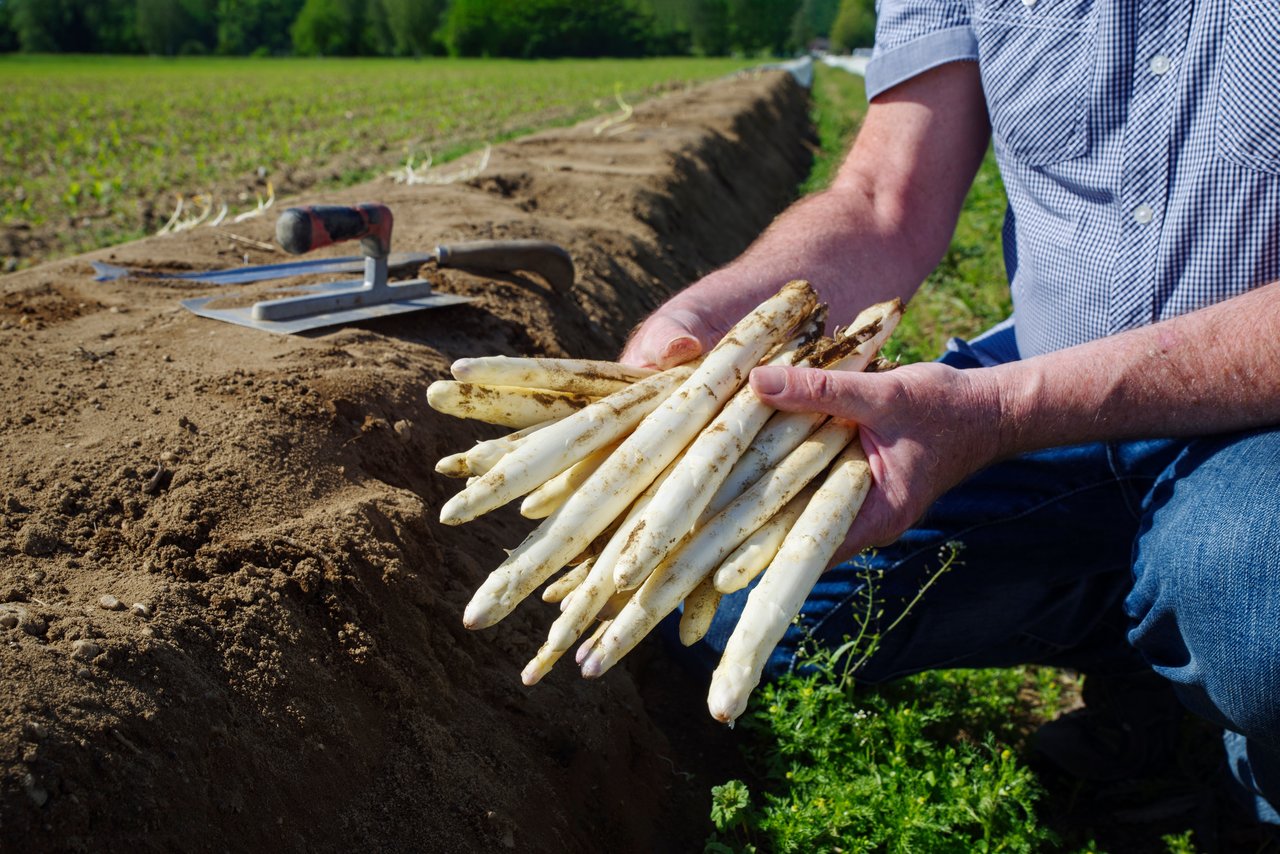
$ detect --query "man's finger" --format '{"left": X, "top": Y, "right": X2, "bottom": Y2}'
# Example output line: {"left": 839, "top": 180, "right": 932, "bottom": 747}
{"left": 750, "top": 365, "right": 879, "bottom": 422}
{"left": 620, "top": 307, "right": 720, "bottom": 369}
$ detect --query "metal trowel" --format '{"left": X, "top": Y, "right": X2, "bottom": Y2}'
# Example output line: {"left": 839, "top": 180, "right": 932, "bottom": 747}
{"left": 181, "top": 203, "right": 574, "bottom": 334}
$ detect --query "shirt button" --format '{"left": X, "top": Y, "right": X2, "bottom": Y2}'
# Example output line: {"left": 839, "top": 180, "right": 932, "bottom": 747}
{"left": 1150, "top": 54, "right": 1172, "bottom": 75}
{"left": 1133, "top": 204, "right": 1155, "bottom": 224}
{"left": 1022, "top": 0, "right": 1036, "bottom": 6}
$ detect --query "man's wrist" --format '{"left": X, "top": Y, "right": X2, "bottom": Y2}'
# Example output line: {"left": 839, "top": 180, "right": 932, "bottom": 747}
{"left": 987, "top": 360, "right": 1044, "bottom": 461}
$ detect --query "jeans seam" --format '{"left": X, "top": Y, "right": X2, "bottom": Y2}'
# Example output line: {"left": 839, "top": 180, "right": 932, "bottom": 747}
{"left": 795, "top": 472, "right": 1154, "bottom": 673}
{"left": 1107, "top": 442, "right": 1158, "bottom": 520}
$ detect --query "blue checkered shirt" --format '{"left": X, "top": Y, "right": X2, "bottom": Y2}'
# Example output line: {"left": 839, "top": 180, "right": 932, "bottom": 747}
{"left": 866, "top": 0, "right": 1280, "bottom": 357}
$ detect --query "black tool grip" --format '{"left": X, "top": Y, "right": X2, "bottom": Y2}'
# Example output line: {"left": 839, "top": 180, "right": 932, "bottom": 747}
{"left": 277, "top": 203, "right": 393, "bottom": 257}
{"left": 436, "top": 240, "right": 574, "bottom": 293}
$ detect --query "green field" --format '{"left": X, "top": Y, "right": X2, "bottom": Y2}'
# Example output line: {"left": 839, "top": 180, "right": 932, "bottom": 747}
{"left": 0, "top": 54, "right": 750, "bottom": 266}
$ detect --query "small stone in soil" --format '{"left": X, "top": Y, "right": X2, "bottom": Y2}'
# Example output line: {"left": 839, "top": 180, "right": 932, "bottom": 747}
{"left": 22, "top": 773, "right": 48, "bottom": 808}
{"left": 130, "top": 602, "right": 152, "bottom": 619}
{"left": 99, "top": 595, "right": 125, "bottom": 611}
{"left": 0, "top": 604, "right": 22, "bottom": 630}
{"left": 17, "top": 521, "right": 59, "bottom": 556}
{"left": 71, "top": 639, "right": 101, "bottom": 661}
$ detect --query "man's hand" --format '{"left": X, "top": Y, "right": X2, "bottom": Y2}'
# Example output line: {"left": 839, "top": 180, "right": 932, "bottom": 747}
{"left": 750, "top": 361, "right": 1003, "bottom": 563}
{"left": 619, "top": 271, "right": 751, "bottom": 369}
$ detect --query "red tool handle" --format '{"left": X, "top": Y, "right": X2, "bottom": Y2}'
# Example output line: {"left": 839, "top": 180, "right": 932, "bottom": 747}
{"left": 276, "top": 203, "right": 393, "bottom": 258}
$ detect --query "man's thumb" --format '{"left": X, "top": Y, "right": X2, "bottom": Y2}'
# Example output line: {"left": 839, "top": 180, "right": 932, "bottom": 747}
{"left": 749, "top": 365, "right": 870, "bottom": 422}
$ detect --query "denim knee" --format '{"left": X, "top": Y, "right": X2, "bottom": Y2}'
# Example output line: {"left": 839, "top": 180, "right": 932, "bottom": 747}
{"left": 1126, "top": 429, "right": 1280, "bottom": 751}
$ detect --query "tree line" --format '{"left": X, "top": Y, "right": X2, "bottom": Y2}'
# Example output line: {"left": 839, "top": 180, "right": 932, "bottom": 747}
{"left": 0, "top": 0, "right": 875, "bottom": 58}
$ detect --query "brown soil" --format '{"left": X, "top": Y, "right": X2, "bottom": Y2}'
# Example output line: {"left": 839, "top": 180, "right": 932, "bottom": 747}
{"left": 0, "top": 70, "right": 813, "bottom": 852}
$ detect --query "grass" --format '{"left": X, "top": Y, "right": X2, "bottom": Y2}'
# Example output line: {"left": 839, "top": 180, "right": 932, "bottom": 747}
{"left": 705, "top": 542, "right": 1074, "bottom": 854}
{"left": 703, "top": 63, "right": 1266, "bottom": 854}
{"left": 0, "top": 54, "right": 752, "bottom": 266}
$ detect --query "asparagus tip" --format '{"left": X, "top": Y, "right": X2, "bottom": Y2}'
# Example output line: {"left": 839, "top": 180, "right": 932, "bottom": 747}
{"left": 520, "top": 661, "right": 544, "bottom": 686}
{"left": 462, "top": 600, "right": 488, "bottom": 630}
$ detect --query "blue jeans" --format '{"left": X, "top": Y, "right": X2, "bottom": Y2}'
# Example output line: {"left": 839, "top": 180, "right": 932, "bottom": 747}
{"left": 695, "top": 320, "right": 1280, "bottom": 822}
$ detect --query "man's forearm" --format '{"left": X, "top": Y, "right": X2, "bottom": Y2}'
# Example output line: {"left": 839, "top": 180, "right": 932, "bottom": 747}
{"left": 677, "top": 185, "right": 945, "bottom": 330}
{"left": 662, "top": 61, "right": 991, "bottom": 329}
{"left": 993, "top": 281, "right": 1280, "bottom": 455}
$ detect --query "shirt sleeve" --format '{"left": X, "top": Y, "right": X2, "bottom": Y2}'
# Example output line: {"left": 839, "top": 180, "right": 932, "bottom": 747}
{"left": 865, "top": 0, "right": 979, "bottom": 100}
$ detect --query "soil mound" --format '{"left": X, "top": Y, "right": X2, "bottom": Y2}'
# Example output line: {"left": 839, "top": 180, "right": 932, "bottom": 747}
{"left": 0, "top": 70, "right": 813, "bottom": 852}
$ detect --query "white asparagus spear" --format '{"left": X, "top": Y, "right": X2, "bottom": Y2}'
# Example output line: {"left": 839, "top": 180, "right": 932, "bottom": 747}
{"left": 713, "top": 485, "right": 815, "bottom": 594}
{"left": 542, "top": 558, "right": 594, "bottom": 604}
{"left": 597, "top": 587, "right": 634, "bottom": 621}
{"left": 702, "top": 300, "right": 900, "bottom": 520}
{"left": 464, "top": 419, "right": 556, "bottom": 476}
{"left": 441, "top": 364, "right": 693, "bottom": 526}
{"left": 707, "top": 440, "right": 872, "bottom": 723}
{"left": 580, "top": 415, "right": 860, "bottom": 678}
{"left": 427, "top": 381, "right": 594, "bottom": 428}
{"left": 575, "top": 619, "right": 612, "bottom": 666}
{"left": 439, "top": 418, "right": 560, "bottom": 478}
{"left": 524, "top": 458, "right": 680, "bottom": 684}
{"left": 610, "top": 311, "right": 825, "bottom": 592}
{"left": 434, "top": 451, "right": 472, "bottom": 478}
{"left": 464, "top": 281, "right": 818, "bottom": 629}
{"left": 520, "top": 440, "right": 621, "bottom": 519}
{"left": 711, "top": 411, "right": 826, "bottom": 513}
{"left": 451, "top": 356, "right": 655, "bottom": 397}
{"left": 679, "top": 576, "right": 723, "bottom": 646}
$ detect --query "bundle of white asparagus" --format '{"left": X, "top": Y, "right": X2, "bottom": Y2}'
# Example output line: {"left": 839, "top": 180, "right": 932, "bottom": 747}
{"left": 427, "top": 281, "right": 902, "bottom": 722}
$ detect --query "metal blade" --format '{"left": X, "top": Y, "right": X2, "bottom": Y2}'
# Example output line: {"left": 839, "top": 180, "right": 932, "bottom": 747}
{"left": 181, "top": 281, "right": 474, "bottom": 335}
{"left": 92, "top": 252, "right": 435, "bottom": 286}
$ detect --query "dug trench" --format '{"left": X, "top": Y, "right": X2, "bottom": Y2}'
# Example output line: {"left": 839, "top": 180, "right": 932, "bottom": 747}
{"left": 0, "top": 70, "right": 814, "bottom": 852}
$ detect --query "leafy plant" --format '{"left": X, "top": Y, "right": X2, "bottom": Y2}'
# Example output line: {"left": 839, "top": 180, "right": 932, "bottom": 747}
{"left": 1162, "top": 830, "right": 1198, "bottom": 854}
{"left": 707, "top": 546, "right": 1062, "bottom": 853}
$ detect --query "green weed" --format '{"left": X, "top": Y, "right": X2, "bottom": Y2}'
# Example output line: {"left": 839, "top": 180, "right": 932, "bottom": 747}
{"left": 1161, "top": 830, "right": 1198, "bottom": 854}
{"left": 704, "top": 548, "right": 1061, "bottom": 853}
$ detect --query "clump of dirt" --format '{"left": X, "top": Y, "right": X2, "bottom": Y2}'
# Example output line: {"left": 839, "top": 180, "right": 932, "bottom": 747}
{"left": 0, "top": 70, "right": 814, "bottom": 852}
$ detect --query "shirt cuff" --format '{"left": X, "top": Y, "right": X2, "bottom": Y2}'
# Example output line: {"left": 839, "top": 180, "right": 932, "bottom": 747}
{"left": 865, "top": 27, "right": 980, "bottom": 100}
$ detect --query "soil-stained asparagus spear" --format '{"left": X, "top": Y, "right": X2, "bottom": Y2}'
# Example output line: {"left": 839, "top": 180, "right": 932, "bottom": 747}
{"left": 523, "top": 458, "right": 680, "bottom": 684}
{"left": 520, "top": 440, "right": 622, "bottom": 519}
{"left": 440, "top": 364, "right": 694, "bottom": 525}
{"left": 463, "top": 281, "right": 819, "bottom": 631}
{"left": 609, "top": 311, "right": 826, "bottom": 592}
{"left": 678, "top": 575, "right": 723, "bottom": 646}
{"left": 575, "top": 619, "right": 612, "bottom": 665}
{"left": 451, "top": 356, "right": 655, "bottom": 397}
{"left": 701, "top": 300, "right": 899, "bottom": 520}
{"left": 712, "top": 486, "right": 815, "bottom": 594}
{"left": 464, "top": 418, "right": 556, "bottom": 476}
{"left": 579, "top": 415, "right": 860, "bottom": 679}
{"left": 707, "top": 440, "right": 872, "bottom": 723}
{"left": 427, "top": 381, "right": 595, "bottom": 429}
{"left": 434, "top": 451, "right": 473, "bottom": 478}
{"left": 542, "top": 558, "right": 594, "bottom": 604}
